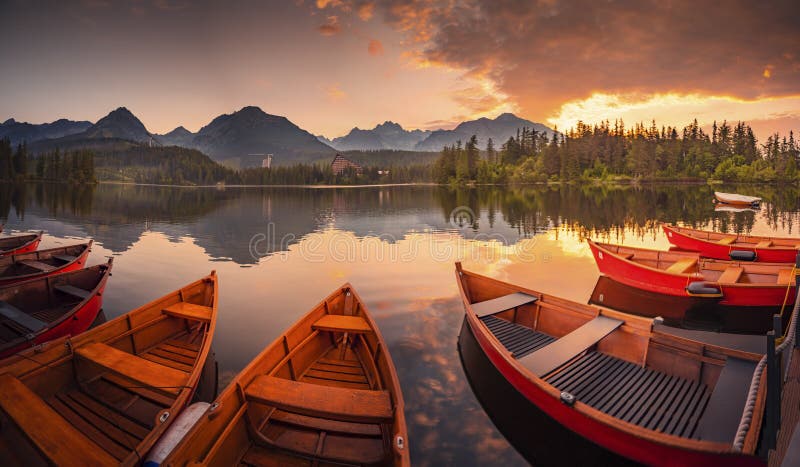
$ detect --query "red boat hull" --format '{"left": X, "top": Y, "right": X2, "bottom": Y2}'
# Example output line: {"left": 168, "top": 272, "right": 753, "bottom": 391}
{"left": 589, "top": 241, "right": 796, "bottom": 307}
{"left": 3, "top": 238, "right": 41, "bottom": 256}
{"left": 463, "top": 311, "right": 763, "bottom": 466}
{"left": 664, "top": 225, "right": 797, "bottom": 263}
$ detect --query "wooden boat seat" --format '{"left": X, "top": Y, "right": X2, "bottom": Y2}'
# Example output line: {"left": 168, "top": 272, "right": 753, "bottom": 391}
{"left": 717, "top": 267, "right": 743, "bottom": 284}
{"left": 76, "top": 342, "right": 188, "bottom": 394}
{"left": 694, "top": 357, "right": 758, "bottom": 443}
{"left": 665, "top": 258, "right": 697, "bottom": 274}
{"left": 312, "top": 315, "right": 372, "bottom": 334}
{"left": 481, "top": 315, "right": 555, "bottom": 358}
{"left": 0, "top": 300, "right": 47, "bottom": 332}
{"left": 53, "top": 254, "right": 77, "bottom": 263}
{"left": 718, "top": 237, "right": 736, "bottom": 245}
{"left": 0, "top": 373, "right": 116, "bottom": 466}
{"left": 19, "top": 259, "right": 57, "bottom": 273}
{"left": 163, "top": 302, "right": 213, "bottom": 322}
{"left": 245, "top": 375, "right": 392, "bottom": 424}
{"left": 269, "top": 409, "right": 382, "bottom": 436}
{"left": 518, "top": 315, "right": 623, "bottom": 377}
{"left": 777, "top": 269, "right": 795, "bottom": 285}
{"left": 470, "top": 292, "right": 538, "bottom": 318}
{"left": 54, "top": 284, "right": 91, "bottom": 300}
{"left": 755, "top": 240, "right": 773, "bottom": 248}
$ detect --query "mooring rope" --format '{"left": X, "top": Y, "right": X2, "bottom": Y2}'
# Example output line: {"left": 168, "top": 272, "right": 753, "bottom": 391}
{"left": 732, "top": 269, "right": 799, "bottom": 451}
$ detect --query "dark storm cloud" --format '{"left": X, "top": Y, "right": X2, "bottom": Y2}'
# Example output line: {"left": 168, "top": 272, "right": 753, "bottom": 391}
{"left": 367, "top": 0, "right": 800, "bottom": 118}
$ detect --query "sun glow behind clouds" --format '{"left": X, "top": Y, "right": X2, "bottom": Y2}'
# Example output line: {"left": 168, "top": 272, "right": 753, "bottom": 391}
{"left": 548, "top": 92, "right": 800, "bottom": 134}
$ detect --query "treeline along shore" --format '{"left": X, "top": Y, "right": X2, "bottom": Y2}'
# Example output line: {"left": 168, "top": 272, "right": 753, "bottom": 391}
{"left": 1, "top": 118, "right": 797, "bottom": 187}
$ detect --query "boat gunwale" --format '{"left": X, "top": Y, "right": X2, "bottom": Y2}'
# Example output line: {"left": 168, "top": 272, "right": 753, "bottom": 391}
{"left": 0, "top": 241, "right": 93, "bottom": 284}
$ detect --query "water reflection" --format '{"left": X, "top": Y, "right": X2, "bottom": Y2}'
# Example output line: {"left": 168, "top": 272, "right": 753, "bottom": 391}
{"left": 0, "top": 182, "right": 798, "bottom": 465}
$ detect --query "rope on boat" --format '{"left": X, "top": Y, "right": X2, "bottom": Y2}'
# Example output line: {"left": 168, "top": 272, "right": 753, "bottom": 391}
{"left": 732, "top": 270, "right": 799, "bottom": 451}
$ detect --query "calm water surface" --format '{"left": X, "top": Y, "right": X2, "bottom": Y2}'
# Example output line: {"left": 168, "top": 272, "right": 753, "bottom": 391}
{"left": 1, "top": 182, "right": 799, "bottom": 466}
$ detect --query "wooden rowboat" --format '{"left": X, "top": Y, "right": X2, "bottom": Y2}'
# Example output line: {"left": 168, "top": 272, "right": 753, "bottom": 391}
{"left": 456, "top": 263, "right": 765, "bottom": 466}
{"left": 0, "top": 231, "right": 42, "bottom": 256}
{"left": 0, "top": 258, "right": 111, "bottom": 358}
{"left": 162, "top": 283, "right": 409, "bottom": 466}
{"left": 0, "top": 241, "right": 92, "bottom": 286}
{"left": 663, "top": 223, "right": 800, "bottom": 263}
{"left": 588, "top": 240, "right": 796, "bottom": 307}
{"left": 0, "top": 271, "right": 218, "bottom": 466}
{"left": 715, "top": 192, "right": 761, "bottom": 206}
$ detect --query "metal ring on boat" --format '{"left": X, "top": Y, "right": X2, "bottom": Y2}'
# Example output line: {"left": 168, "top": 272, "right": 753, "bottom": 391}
{"left": 159, "top": 412, "right": 170, "bottom": 423}
{"left": 560, "top": 391, "right": 576, "bottom": 406}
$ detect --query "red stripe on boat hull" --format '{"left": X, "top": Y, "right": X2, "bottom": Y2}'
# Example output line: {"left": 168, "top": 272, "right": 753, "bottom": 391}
{"left": 464, "top": 311, "right": 764, "bottom": 466}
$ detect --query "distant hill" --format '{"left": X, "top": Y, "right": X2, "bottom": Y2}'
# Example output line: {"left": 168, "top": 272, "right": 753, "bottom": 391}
{"left": 0, "top": 118, "right": 92, "bottom": 146}
{"left": 192, "top": 106, "right": 335, "bottom": 167}
{"left": 157, "top": 126, "right": 195, "bottom": 147}
{"left": 328, "top": 121, "right": 431, "bottom": 151}
{"left": 79, "top": 107, "right": 152, "bottom": 143}
{"left": 414, "top": 113, "right": 555, "bottom": 151}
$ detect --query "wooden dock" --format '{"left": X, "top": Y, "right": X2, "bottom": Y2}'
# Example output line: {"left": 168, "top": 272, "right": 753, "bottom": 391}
{"left": 769, "top": 348, "right": 800, "bottom": 466}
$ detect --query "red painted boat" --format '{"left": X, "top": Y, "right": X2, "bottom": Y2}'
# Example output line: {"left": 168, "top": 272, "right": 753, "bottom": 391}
{"left": 0, "top": 241, "right": 92, "bottom": 286}
{"left": 588, "top": 240, "right": 796, "bottom": 308}
{"left": 663, "top": 223, "right": 799, "bottom": 263}
{"left": 0, "top": 231, "right": 43, "bottom": 255}
{"left": 456, "top": 262, "right": 766, "bottom": 466}
{"left": 0, "top": 258, "right": 112, "bottom": 358}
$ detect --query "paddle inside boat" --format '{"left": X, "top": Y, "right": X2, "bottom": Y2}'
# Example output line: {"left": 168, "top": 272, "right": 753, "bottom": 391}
{"left": 0, "top": 271, "right": 218, "bottom": 466}
{"left": 0, "top": 241, "right": 92, "bottom": 286}
{"left": 456, "top": 262, "right": 766, "bottom": 466}
{"left": 663, "top": 223, "right": 800, "bottom": 263}
{"left": 0, "top": 257, "right": 112, "bottom": 358}
{"left": 161, "top": 283, "right": 408, "bottom": 467}
{"left": 0, "top": 231, "right": 42, "bottom": 256}
{"left": 588, "top": 240, "right": 797, "bottom": 307}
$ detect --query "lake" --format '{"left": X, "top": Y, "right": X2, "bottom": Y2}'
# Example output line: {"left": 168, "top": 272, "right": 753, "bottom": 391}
{"left": 1, "top": 182, "right": 798, "bottom": 466}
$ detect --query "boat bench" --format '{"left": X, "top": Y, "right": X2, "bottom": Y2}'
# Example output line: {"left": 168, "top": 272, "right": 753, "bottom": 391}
{"left": 0, "top": 373, "right": 116, "bottom": 466}
{"left": 0, "top": 300, "right": 47, "bottom": 332}
{"left": 19, "top": 259, "right": 57, "bottom": 273}
{"left": 777, "top": 269, "right": 795, "bottom": 285}
{"left": 312, "top": 315, "right": 372, "bottom": 334}
{"left": 470, "top": 292, "right": 538, "bottom": 318}
{"left": 52, "top": 254, "right": 77, "bottom": 263}
{"left": 245, "top": 375, "right": 392, "bottom": 424}
{"left": 718, "top": 237, "right": 737, "bottom": 245}
{"left": 163, "top": 302, "right": 213, "bottom": 323}
{"left": 76, "top": 342, "right": 188, "bottom": 394}
{"left": 717, "top": 267, "right": 743, "bottom": 284}
{"left": 519, "top": 315, "right": 624, "bottom": 377}
{"left": 755, "top": 240, "right": 773, "bottom": 248}
{"left": 666, "top": 258, "right": 697, "bottom": 274}
{"left": 694, "top": 356, "right": 758, "bottom": 443}
{"left": 54, "top": 284, "right": 91, "bottom": 300}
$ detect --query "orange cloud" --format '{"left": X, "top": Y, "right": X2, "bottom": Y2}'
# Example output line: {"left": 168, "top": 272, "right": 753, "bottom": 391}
{"left": 317, "top": 15, "right": 340, "bottom": 35}
{"left": 357, "top": 1, "right": 375, "bottom": 20}
{"left": 326, "top": 83, "right": 347, "bottom": 101}
{"left": 367, "top": 39, "right": 384, "bottom": 56}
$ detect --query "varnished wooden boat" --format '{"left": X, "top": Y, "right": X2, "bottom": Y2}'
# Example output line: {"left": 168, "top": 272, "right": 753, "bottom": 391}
{"left": 456, "top": 262, "right": 766, "bottom": 466}
{"left": 715, "top": 192, "right": 761, "bottom": 206}
{"left": 0, "top": 241, "right": 92, "bottom": 286}
{"left": 0, "top": 258, "right": 111, "bottom": 358}
{"left": 663, "top": 223, "right": 800, "bottom": 263}
{"left": 588, "top": 240, "right": 796, "bottom": 307}
{"left": 162, "top": 283, "right": 409, "bottom": 466}
{"left": 0, "top": 271, "right": 218, "bottom": 466}
{"left": 0, "top": 231, "right": 42, "bottom": 255}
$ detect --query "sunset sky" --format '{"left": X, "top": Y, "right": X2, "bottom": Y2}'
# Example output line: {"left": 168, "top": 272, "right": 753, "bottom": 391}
{"left": 1, "top": 0, "right": 798, "bottom": 139}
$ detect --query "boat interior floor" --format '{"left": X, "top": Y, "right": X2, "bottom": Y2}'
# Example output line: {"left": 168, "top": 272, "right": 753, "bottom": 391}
{"left": 40, "top": 332, "right": 201, "bottom": 462}
{"left": 0, "top": 301, "right": 82, "bottom": 343}
{"left": 480, "top": 315, "right": 716, "bottom": 439}
{"left": 249, "top": 345, "right": 388, "bottom": 466}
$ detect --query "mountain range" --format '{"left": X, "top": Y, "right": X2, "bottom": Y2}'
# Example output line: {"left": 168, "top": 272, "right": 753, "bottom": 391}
{"left": 10, "top": 107, "right": 554, "bottom": 167}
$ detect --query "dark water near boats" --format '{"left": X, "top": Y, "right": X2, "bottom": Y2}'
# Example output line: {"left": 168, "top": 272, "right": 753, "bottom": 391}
{"left": 1, "top": 182, "right": 798, "bottom": 466}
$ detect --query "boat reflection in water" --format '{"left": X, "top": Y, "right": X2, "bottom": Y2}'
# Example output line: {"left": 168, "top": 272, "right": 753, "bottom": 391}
{"left": 590, "top": 275, "right": 785, "bottom": 334}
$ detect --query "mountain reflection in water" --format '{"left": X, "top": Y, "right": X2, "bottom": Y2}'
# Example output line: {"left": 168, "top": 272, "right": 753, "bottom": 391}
{"left": 0, "top": 182, "right": 798, "bottom": 466}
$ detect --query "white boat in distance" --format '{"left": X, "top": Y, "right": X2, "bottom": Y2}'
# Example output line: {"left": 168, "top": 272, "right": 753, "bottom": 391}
{"left": 714, "top": 191, "right": 762, "bottom": 205}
